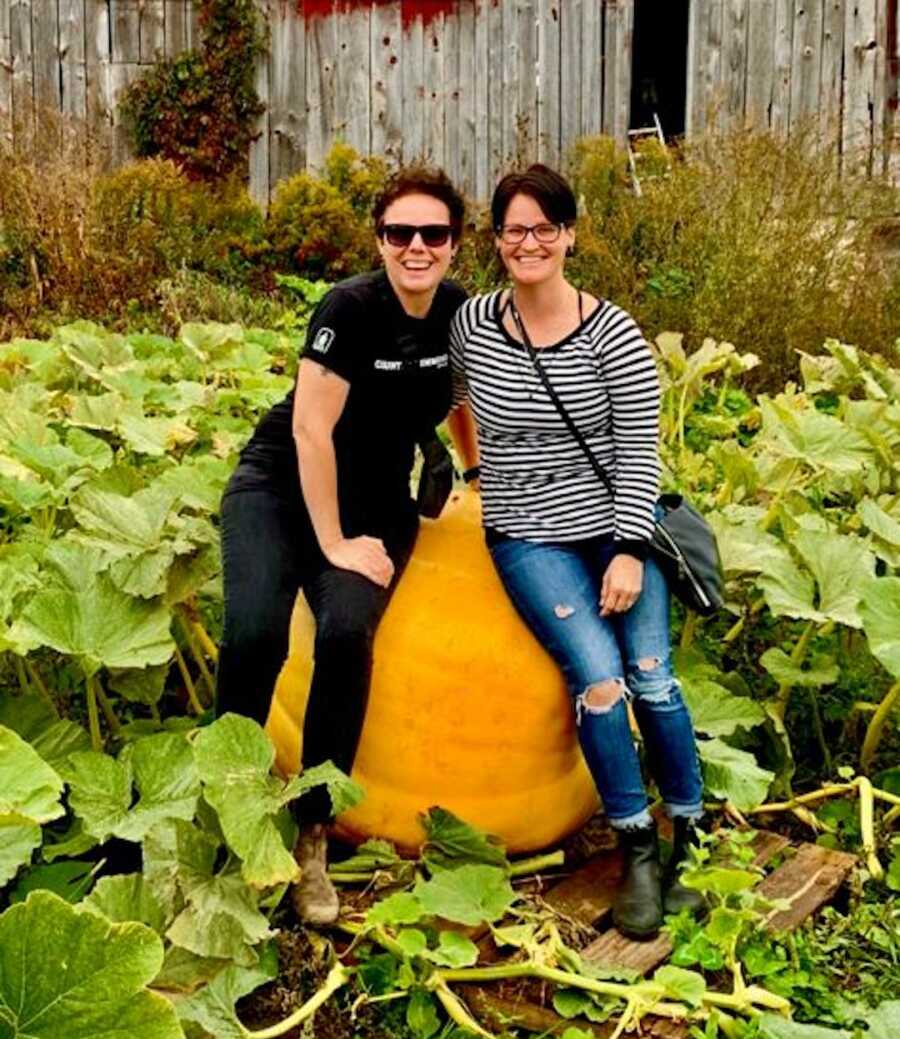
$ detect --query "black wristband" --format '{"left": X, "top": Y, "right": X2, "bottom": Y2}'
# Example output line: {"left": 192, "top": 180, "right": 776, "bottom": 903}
{"left": 462, "top": 465, "right": 481, "bottom": 484}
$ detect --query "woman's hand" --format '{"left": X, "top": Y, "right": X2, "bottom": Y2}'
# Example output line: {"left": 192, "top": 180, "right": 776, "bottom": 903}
{"left": 322, "top": 535, "right": 395, "bottom": 587}
{"left": 599, "top": 555, "right": 643, "bottom": 616}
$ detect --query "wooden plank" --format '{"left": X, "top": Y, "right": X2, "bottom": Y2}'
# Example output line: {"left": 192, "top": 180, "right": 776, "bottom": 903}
{"left": 760, "top": 843, "right": 856, "bottom": 933}
{"left": 111, "top": 0, "right": 141, "bottom": 63}
{"left": 723, "top": 0, "right": 748, "bottom": 128}
{"left": 580, "top": 830, "right": 792, "bottom": 976}
{"left": 333, "top": 0, "right": 369, "bottom": 156}
{"left": 186, "top": 0, "right": 201, "bottom": 48}
{"left": 789, "top": 0, "right": 824, "bottom": 128}
{"left": 699, "top": 0, "right": 725, "bottom": 133}
{"left": 498, "top": 0, "right": 517, "bottom": 168}
{"left": 843, "top": 0, "right": 879, "bottom": 170}
{"left": 872, "top": 0, "right": 890, "bottom": 175}
{"left": 472, "top": 0, "right": 489, "bottom": 199}
{"left": 603, "top": 0, "right": 633, "bottom": 142}
{"left": 10, "top": 0, "right": 34, "bottom": 145}
{"left": 59, "top": 0, "right": 87, "bottom": 123}
{"left": 454, "top": 0, "right": 476, "bottom": 196}
{"left": 543, "top": 849, "right": 623, "bottom": 927}
{"left": 819, "top": 0, "right": 844, "bottom": 150}
{"left": 370, "top": 0, "right": 402, "bottom": 166}
{"left": 31, "top": 0, "right": 60, "bottom": 113}
{"left": 771, "top": 0, "right": 795, "bottom": 135}
{"left": 423, "top": 3, "right": 444, "bottom": 167}
{"left": 108, "top": 58, "right": 141, "bottom": 164}
{"left": 512, "top": 0, "right": 537, "bottom": 166}
{"left": 140, "top": 0, "right": 165, "bottom": 62}
{"left": 580, "top": 0, "right": 603, "bottom": 138}
{"left": 560, "top": 0, "right": 581, "bottom": 160}
{"left": 485, "top": 0, "right": 502, "bottom": 175}
{"left": 745, "top": 0, "right": 776, "bottom": 128}
{"left": 685, "top": 0, "right": 704, "bottom": 136}
{"left": 442, "top": 5, "right": 460, "bottom": 186}
{"left": 0, "top": 0, "right": 11, "bottom": 146}
{"left": 268, "top": 1, "right": 305, "bottom": 192}
{"left": 85, "top": 0, "right": 113, "bottom": 161}
{"left": 305, "top": 0, "right": 336, "bottom": 172}
{"left": 536, "top": 0, "right": 560, "bottom": 164}
{"left": 164, "top": 0, "right": 188, "bottom": 57}
{"left": 248, "top": 0, "right": 269, "bottom": 205}
{"left": 401, "top": 1, "right": 425, "bottom": 163}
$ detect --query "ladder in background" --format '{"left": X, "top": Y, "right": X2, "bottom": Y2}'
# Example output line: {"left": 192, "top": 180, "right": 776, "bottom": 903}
{"left": 627, "top": 113, "right": 669, "bottom": 196}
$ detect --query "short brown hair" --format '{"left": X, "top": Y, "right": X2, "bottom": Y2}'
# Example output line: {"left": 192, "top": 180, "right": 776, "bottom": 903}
{"left": 491, "top": 164, "right": 577, "bottom": 231}
{"left": 373, "top": 165, "right": 465, "bottom": 242}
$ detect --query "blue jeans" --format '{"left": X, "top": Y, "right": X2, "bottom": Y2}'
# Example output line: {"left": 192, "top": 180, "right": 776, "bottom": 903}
{"left": 488, "top": 532, "right": 704, "bottom": 829}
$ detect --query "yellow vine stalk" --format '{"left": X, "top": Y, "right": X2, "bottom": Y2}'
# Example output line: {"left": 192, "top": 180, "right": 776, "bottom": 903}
{"left": 241, "top": 963, "right": 349, "bottom": 1038}
{"left": 861, "top": 679, "right": 900, "bottom": 772}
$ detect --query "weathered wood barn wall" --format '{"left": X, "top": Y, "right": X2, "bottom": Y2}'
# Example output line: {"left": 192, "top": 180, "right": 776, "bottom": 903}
{"left": 0, "top": 0, "right": 896, "bottom": 202}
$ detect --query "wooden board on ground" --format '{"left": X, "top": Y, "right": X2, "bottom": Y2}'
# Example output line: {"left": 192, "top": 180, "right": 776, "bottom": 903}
{"left": 758, "top": 842, "right": 856, "bottom": 933}
{"left": 469, "top": 831, "right": 849, "bottom": 1037}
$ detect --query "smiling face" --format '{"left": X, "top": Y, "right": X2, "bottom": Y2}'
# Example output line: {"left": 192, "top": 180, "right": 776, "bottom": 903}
{"left": 376, "top": 192, "right": 456, "bottom": 310}
{"left": 495, "top": 192, "right": 575, "bottom": 289}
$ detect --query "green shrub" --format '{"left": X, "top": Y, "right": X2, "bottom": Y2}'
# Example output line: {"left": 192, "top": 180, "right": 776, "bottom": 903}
{"left": 92, "top": 159, "right": 264, "bottom": 284}
{"left": 267, "top": 144, "right": 388, "bottom": 280}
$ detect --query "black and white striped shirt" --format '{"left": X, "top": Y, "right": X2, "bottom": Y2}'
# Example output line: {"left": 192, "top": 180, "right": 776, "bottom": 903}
{"left": 449, "top": 291, "right": 661, "bottom": 550}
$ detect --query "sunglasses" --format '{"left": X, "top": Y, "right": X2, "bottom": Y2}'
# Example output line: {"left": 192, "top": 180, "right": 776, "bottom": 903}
{"left": 378, "top": 223, "right": 453, "bottom": 248}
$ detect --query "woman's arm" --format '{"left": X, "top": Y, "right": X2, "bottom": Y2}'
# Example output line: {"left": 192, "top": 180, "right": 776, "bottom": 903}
{"left": 446, "top": 402, "right": 480, "bottom": 476}
{"left": 293, "top": 359, "right": 394, "bottom": 587}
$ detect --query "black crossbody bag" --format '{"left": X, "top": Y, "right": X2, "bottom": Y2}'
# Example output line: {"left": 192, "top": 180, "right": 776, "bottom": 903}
{"left": 507, "top": 297, "right": 724, "bottom": 616}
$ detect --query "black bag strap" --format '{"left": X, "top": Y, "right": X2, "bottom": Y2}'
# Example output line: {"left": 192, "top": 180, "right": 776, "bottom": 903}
{"left": 505, "top": 294, "right": 616, "bottom": 500}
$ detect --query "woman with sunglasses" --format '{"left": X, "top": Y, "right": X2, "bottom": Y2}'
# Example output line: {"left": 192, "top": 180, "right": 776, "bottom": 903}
{"left": 217, "top": 168, "right": 466, "bottom": 924}
{"left": 448, "top": 165, "right": 704, "bottom": 940}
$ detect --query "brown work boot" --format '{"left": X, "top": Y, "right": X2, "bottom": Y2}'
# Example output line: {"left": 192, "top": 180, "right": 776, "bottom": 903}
{"left": 291, "top": 823, "right": 339, "bottom": 925}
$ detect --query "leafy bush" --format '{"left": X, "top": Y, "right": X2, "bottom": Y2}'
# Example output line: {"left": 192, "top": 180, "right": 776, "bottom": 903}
{"left": 564, "top": 128, "right": 900, "bottom": 388}
{"left": 266, "top": 144, "right": 388, "bottom": 280}
{"left": 92, "top": 159, "right": 265, "bottom": 284}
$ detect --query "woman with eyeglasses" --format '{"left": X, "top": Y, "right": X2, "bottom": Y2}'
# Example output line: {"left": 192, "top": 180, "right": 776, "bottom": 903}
{"left": 217, "top": 168, "right": 466, "bottom": 924}
{"left": 448, "top": 165, "right": 704, "bottom": 940}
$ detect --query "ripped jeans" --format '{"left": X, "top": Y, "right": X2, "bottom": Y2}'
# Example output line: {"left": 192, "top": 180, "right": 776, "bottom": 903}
{"left": 488, "top": 531, "right": 704, "bottom": 829}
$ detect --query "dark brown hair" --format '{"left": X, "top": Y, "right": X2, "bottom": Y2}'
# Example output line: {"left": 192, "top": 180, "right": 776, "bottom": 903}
{"left": 491, "top": 163, "right": 577, "bottom": 231}
{"left": 373, "top": 165, "right": 465, "bottom": 242}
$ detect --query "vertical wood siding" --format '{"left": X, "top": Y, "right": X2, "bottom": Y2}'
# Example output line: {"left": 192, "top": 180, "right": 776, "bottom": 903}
{"left": 1, "top": 0, "right": 896, "bottom": 202}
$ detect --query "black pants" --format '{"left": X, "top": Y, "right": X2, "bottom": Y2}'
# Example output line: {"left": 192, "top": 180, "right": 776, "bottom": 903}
{"left": 215, "top": 482, "right": 417, "bottom": 823}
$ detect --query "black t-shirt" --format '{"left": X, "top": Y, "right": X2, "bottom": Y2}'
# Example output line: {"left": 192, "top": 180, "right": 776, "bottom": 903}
{"left": 231, "top": 270, "right": 467, "bottom": 538}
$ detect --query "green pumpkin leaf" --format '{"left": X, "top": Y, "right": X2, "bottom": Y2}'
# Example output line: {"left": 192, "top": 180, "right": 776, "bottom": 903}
{"left": 760, "top": 649, "right": 839, "bottom": 687}
{"left": 0, "top": 691, "right": 90, "bottom": 771}
{"left": 424, "top": 930, "right": 480, "bottom": 968}
{"left": 395, "top": 928, "right": 428, "bottom": 958}
{"left": 0, "top": 725, "right": 65, "bottom": 825}
{"left": 366, "top": 891, "right": 425, "bottom": 927}
{"left": 68, "top": 391, "right": 125, "bottom": 432}
{"left": 792, "top": 530, "right": 875, "bottom": 628}
{"left": 420, "top": 806, "right": 508, "bottom": 874}
{"left": 143, "top": 818, "right": 220, "bottom": 920}
{"left": 708, "top": 513, "right": 792, "bottom": 577}
{"left": 407, "top": 988, "right": 442, "bottom": 1039}
{"left": 698, "top": 738, "right": 774, "bottom": 811}
{"left": 0, "top": 890, "right": 182, "bottom": 1039}
{"left": 868, "top": 1001, "right": 900, "bottom": 1039}
{"left": 63, "top": 733, "right": 199, "bottom": 843}
{"left": 759, "top": 396, "right": 873, "bottom": 474}
{"left": 757, "top": 1015, "right": 850, "bottom": 1038}
{"left": 176, "top": 948, "right": 278, "bottom": 1039}
{"left": 9, "top": 859, "right": 95, "bottom": 905}
{"left": 414, "top": 864, "right": 516, "bottom": 926}
{"left": 0, "top": 813, "right": 43, "bottom": 890}
{"left": 194, "top": 714, "right": 298, "bottom": 887}
{"left": 680, "top": 677, "right": 766, "bottom": 737}
{"left": 10, "top": 553, "right": 174, "bottom": 677}
{"left": 653, "top": 964, "right": 707, "bottom": 1007}
{"left": 756, "top": 551, "right": 821, "bottom": 623}
{"left": 860, "top": 577, "right": 900, "bottom": 678}
{"left": 81, "top": 874, "right": 167, "bottom": 934}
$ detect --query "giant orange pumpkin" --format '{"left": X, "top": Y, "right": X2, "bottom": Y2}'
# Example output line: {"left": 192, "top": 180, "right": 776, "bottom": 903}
{"left": 265, "top": 487, "right": 599, "bottom": 854}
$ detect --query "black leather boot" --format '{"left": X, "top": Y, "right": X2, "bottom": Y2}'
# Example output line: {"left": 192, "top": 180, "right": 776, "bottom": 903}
{"left": 612, "top": 824, "right": 663, "bottom": 940}
{"left": 662, "top": 817, "right": 705, "bottom": 916}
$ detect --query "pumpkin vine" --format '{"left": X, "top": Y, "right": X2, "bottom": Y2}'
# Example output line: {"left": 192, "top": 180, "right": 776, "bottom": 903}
{"left": 119, "top": 0, "right": 267, "bottom": 181}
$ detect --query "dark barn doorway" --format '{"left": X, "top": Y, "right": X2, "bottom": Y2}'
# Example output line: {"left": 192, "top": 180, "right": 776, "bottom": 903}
{"left": 629, "top": 0, "right": 690, "bottom": 137}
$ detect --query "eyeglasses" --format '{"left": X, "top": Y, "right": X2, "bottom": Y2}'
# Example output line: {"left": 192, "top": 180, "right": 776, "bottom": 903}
{"left": 378, "top": 223, "right": 453, "bottom": 248}
{"left": 496, "top": 222, "right": 567, "bottom": 245}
